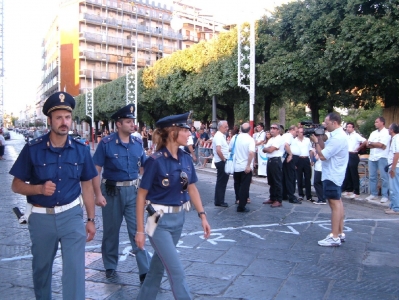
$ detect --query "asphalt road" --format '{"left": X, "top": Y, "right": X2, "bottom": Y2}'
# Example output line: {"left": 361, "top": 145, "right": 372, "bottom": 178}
{"left": 1, "top": 131, "right": 398, "bottom": 300}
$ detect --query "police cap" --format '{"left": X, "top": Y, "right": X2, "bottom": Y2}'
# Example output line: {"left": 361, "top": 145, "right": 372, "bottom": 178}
{"left": 111, "top": 104, "right": 136, "bottom": 120}
{"left": 155, "top": 112, "right": 190, "bottom": 129}
{"left": 42, "top": 92, "right": 76, "bottom": 116}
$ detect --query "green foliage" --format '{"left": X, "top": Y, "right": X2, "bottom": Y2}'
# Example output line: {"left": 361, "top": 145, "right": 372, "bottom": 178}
{"left": 343, "top": 105, "right": 383, "bottom": 138}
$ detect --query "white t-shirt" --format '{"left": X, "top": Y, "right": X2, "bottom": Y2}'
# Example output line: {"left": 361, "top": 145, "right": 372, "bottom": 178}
{"left": 0, "top": 135, "right": 5, "bottom": 146}
{"left": 264, "top": 134, "right": 284, "bottom": 158}
{"left": 368, "top": 127, "right": 391, "bottom": 161}
{"left": 347, "top": 131, "right": 366, "bottom": 152}
{"left": 212, "top": 131, "right": 229, "bottom": 163}
{"left": 132, "top": 132, "right": 142, "bottom": 139}
{"left": 233, "top": 133, "right": 255, "bottom": 172}
{"left": 255, "top": 130, "right": 266, "bottom": 152}
{"left": 292, "top": 137, "right": 312, "bottom": 157}
{"left": 388, "top": 134, "right": 399, "bottom": 168}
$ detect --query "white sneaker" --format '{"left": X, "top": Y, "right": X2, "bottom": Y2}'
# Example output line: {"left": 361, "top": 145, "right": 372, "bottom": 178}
{"left": 318, "top": 234, "right": 341, "bottom": 247}
{"left": 350, "top": 194, "right": 361, "bottom": 200}
{"left": 380, "top": 197, "right": 389, "bottom": 203}
{"left": 328, "top": 232, "right": 346, "bottom": 242}
{"left": 365, "top": 195, "right": 378, "bottom": 201}
{"left": 341, "top": 192, "right": 353, "bottom": 198}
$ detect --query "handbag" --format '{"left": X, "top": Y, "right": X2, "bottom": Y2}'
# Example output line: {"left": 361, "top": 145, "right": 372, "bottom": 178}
{"left": 225, "top": 135, "right": 238, "bottom": 175}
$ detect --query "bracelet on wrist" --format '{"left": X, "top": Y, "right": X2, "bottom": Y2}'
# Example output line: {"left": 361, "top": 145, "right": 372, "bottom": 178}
{"left": 136, "top": 231, "right": 145, "bottom": 235}
{"left": 87, "top": 218, "right": 95, "bottom": 223}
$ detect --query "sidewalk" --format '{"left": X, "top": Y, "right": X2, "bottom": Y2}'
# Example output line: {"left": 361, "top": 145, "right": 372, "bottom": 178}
{"left": 195, "top": 164, "right": 390, "bottom": 210}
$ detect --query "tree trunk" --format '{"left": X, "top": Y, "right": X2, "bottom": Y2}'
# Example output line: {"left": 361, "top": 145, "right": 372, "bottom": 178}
{"left": 263, "top": 94, "right": 273, "bottom": 129}
{"left": 308, "top": 96, "right": 320, "bottom": 124}
{"left": 279, "top": 107, "right": 286, "bottom": 129}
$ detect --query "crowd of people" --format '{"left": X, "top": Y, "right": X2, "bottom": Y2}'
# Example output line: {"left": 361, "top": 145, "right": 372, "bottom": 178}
{"left": 7, "top": 91, "right": 399, "bottom": 299}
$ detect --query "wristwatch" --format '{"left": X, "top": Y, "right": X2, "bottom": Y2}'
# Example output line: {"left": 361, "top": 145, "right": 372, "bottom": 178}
{"left": 198, "top": 211, "right": 206, "bottom": 218}
{"left": 87, "top": 218, "right": 95, "bottom": 223}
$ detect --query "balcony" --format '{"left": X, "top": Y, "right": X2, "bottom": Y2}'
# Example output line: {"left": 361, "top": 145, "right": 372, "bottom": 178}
{"left": 182, "top": 35, "right": 199, "bottom": 42}
{"left": 79, "top": 69, "right": 125, "bottom": 81}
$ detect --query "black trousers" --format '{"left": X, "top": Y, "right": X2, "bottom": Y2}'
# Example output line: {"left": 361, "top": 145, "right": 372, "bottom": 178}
{"left": 233, "top": 171, "right": 252, "bottom": 209}
{"left": 267, "top": 157, "right": 283, "bottom": 203}
{"left": 342, "top": 153, "right": 360, "bottom": 195}
{"left": 314, "top": 170, "right": 324, "bottom": 201}
{"left": 282, "top": 156, "right": 298, "bottom": 201}
{"left": 214, "top": 160, "right": 230, "bottom": 205}
{"left": 295, "top": 156, "right": 312, "bottom": 199}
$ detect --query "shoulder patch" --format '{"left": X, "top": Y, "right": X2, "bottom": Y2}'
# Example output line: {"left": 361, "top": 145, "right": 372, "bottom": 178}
{"left": 132, "top": 136, "right": 143, "bottom": 144}
{"left": 28, "top": 137, "right": 44, "bottom": 146}
{"left": 150, "top": 151, "right": 163, "bottom": 159}
{"left": 72, "top": 138, "right": 86, "bottom": 146}
{"left": 102, "top": 135, "right": 114, "bottom": 144}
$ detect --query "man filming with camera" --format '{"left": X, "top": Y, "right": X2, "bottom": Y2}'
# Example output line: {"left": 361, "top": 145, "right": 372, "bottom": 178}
{"left": 310, "top": 112, "right": 348, "bottom": 247}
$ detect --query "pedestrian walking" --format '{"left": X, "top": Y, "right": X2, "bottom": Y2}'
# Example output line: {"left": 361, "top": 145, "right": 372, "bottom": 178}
{"left": 135, "top": 112, "right": 211, "bottom": 300}
{"left": 0, "top": 129, "right": 5, "bottom": 160}
{"left": 92, "top": 104, "right": 151, "bottom": 282}
{"left": 386, "top": 123, "right": 399, "bottom": 215}
{"left": 9, "top": 92, "right": 98, "bottom": 299}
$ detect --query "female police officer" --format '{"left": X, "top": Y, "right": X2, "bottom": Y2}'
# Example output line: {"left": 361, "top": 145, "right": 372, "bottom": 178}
{"left": 135, "top": 112, "right": 211, "bottom": 300}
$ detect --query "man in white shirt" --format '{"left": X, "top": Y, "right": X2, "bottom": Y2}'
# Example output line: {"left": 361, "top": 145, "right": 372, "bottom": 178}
{"left": 292, "top": 127, "right": 314, "bottom": 202}
{"left": 254, "top": 123, "right": 266, "bottom": 173}
{"left": 365, "top": 117, "right": 391, "bottom": 203}
{"left": 282, "top": 125, "right": 301, "bottom": 204}
{"left": 212, "top": 121, "right": 230, "bottom": 207}
{"left": 386, "top": 123, "right": 399, "bottom": 214}
{"left": 232, "top": 123, "right": 255, "bottom": 213}
{"left": 262, "top": 123, "right": 285, "bottom": 207}
{"left": 341, "top": 122, "right": 367, "bottom": 200}
{"left": 311, "top": 112, "right": 348, "bottom": 247}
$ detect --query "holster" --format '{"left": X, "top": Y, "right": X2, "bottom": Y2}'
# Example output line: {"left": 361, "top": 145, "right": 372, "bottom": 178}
{"left": 145, "top": 204, "right": 163, "bottom": 237}
{"left": 13, "top": 203, "right": 32, "bottom": 224}
{"left": 104, "top": 179, "right": 118, "bottom": 196}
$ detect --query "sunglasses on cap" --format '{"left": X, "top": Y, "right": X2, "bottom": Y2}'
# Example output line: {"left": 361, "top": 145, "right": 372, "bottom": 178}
{"left": 180, "top": 171, "right": 188, "bottom": 191}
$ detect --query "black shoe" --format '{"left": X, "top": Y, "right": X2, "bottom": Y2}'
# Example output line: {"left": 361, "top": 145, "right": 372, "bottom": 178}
{"left": 289, "top": 199, "right": 302, "bottom": 204}
{"left": 105, "top": 269, "right": 117, "bottom": 279}
{"left": 215, "top": 203, "right": 228, "bottom": 207}
{"left": 307, "top": 197, "right": 315, "bottom": 202}
{"left": 298, "top": 197, "right": 304, "bottom": 201}
{"left": 139, "top": 273, "right": 147, "bottom": 285}
{"left": 314, "top": 200, "right": 327, "bottom": 205}
{"left": 237, "top": 207, "right": 250, "bottom": 213}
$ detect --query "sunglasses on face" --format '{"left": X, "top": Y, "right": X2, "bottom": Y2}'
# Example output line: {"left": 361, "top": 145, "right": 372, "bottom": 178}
{"left": 270, "top": 127, "right": 279, "bottom": 130}
{"left": 180, "top": 171, "right": 188, "bottom": 191}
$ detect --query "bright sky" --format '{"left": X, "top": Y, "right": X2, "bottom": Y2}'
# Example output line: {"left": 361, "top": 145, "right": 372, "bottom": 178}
{"left": 3, "top": 0, "right": 289, "bottom": 117}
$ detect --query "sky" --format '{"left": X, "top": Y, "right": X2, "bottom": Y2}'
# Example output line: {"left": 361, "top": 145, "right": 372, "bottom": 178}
{"left": 2, "top": 0, "right": 290, "bottom": 117}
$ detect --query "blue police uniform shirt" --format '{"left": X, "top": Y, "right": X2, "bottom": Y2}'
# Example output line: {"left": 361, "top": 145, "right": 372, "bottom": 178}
{"left": 140, "top": 147, "right": 198, "bottom": 206}
{"left": 9, "top": 133, "right": 97, "bottom": 207}
{"left": 93, "top": 132, "right": 146, "bottom": 181}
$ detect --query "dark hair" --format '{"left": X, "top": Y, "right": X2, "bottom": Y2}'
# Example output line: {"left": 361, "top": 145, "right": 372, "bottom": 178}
{"left": 390, "top": 123, "right": 399, "bottom": 134}
{"left": 327, "top": 112, "right": 341, "bottom": 125}
{"left": 377, "top": 116, "right": 386, "bottom": 125}
{"left": 346, "top": 122, "right": 355, "bottom": 128}
{"left": 257, "top": 122, "right": 264, "bottom": 129}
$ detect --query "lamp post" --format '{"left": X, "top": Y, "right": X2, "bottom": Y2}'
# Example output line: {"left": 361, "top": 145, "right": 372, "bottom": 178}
{"left": 85, "top": 70, "right": 94, "bottom": 149}
{"left": 237, "top": 20, "right": 256, "bottom": 135}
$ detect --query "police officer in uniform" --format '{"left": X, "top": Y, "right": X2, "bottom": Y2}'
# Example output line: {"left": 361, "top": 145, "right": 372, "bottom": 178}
{"left": 135, "top": 112, "right": 211, "bottom": 300}
{"left": 92, "top": 104, "right": 151, "bottom": 282}
{"left": 9, "top": 92, "right": 97, "bottom": 299}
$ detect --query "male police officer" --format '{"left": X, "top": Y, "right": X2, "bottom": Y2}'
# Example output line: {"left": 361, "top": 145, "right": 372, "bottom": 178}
{"left": 92, "top": 104, "right": 151, "bottom": 282}
{"left": 10, "top": 92, "right": 97, "bottom": 299}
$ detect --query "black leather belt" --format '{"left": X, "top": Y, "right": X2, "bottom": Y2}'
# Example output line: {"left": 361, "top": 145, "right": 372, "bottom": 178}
{"left": 349, "top": 152, "right": 358, "bottom": 154}
{"left": 268, "top": 157, "right": 281, "bottom": 160}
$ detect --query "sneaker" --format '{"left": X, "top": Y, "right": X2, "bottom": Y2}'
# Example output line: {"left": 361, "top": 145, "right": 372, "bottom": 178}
{"left": 314, "top": 200, "right": 327, "bottom": 205}
{"left": 341, "top": 192, "right": 353, "bottom": 198}
{"left": 385, "top": 209, "right": 399, "bottom": 215}
{"left": 365, "top": 195, "right": 378, "bottom": 201}
{"left": 380, "top": 197, "right": 389, "bottom": 203}
{"left": 350, "top": 194, "right": 361, "bottom": 200}
{"left": 327, "top": 232, "right": 346, "bottom": 242}
{"left": 318, "top": 235, "right": 341, "bottom": 247}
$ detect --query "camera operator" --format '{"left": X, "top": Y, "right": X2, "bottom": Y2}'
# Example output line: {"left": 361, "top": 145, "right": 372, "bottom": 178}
{"left": 310, "top": 112, "right": 348, "bottom": 247}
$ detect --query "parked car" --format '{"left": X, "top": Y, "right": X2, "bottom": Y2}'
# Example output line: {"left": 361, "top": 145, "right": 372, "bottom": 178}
{"left": 1, "top": 128, "right": 10, "bottom": 140}
{"left": 68, "top": 131, "right": 90, "bottom": 147}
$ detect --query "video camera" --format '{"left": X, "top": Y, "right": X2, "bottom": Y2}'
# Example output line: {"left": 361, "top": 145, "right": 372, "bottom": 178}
{"left": 300, "top": 121, "right": 325, "bottom": 137}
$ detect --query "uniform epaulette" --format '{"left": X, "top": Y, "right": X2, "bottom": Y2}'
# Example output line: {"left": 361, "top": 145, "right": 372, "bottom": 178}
{"left": 150, "top": 151, "right": 163, "bottom": 159}
{"left": 28, "top": 137, "right": 44, "bottom": 146}
{"left": 102, "top": 135, "right": 115, "bottom": 144}
{"left": 72, "top": 138, "right": 86, "bottom": 146}
{"left": 132, "top": 136, "right": 143, "bottom": 144}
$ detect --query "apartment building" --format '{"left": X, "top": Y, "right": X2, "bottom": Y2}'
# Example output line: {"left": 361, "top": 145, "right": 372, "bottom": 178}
{"left": 40, "top": 0, "right": 223, "bottom": 104}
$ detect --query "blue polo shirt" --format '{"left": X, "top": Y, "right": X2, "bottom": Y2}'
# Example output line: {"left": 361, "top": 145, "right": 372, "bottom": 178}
{"left": 93, "top": 133, "right": 146, "bottom": 181}
{"left": 9, "top": 133, "right": 97, "bottom": 207}
{"left": 140, "top": 147, "right": 197, "bottom": 206}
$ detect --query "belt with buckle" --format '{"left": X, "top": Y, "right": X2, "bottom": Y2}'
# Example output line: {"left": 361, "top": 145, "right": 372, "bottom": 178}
{"left": 101, "top": 179, "right": 138, "bottom": 186}
{"left": 31, "top": 198, "right": 81, "bottom": 215}
{"left": 150, "top": 203, "right": 184, "bottom": 213}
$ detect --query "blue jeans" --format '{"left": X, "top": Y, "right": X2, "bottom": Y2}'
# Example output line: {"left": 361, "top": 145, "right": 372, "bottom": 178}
{"left": 389, "top": 167, "right": 399, "bottom": 212}
{"left": 368, "top": 158, "right": 389, "bottom": 197}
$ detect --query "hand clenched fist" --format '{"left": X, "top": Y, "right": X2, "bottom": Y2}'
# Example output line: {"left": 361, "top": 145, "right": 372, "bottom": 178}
{"left": 41, "top": 181, "right": 56, "bottom": 196}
